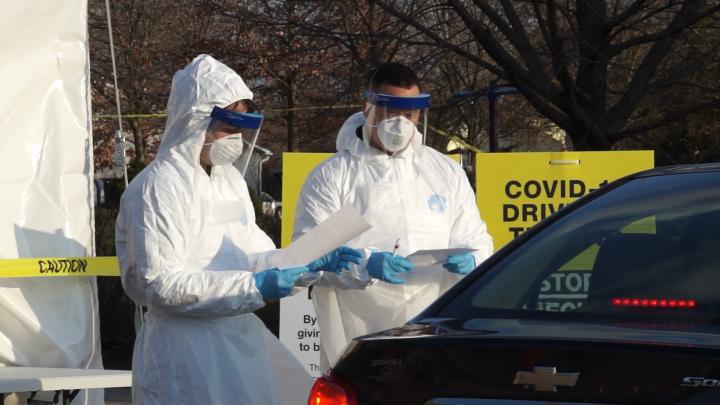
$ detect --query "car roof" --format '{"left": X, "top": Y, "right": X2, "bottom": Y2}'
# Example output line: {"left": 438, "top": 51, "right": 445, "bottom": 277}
{"left": 633, "top": 162, "right": 720, "bottom": 178}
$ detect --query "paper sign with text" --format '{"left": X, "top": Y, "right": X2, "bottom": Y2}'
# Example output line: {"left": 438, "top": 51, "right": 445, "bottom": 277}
{"left": 279, "top": 153, "right": 333, "bottom": 376}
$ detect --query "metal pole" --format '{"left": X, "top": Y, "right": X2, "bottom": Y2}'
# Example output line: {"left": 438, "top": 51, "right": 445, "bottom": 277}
{"left": 105, "top": 0, "right": 143, "bottom": 333}
{"left": 105, "top": 0, "right": 127, "bottom": 188}
{"left": 451, "top": 86, "right": 517, "bottom": 153}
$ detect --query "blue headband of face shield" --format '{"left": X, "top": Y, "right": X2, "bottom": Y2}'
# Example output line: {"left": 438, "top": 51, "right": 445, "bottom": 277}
{"left": 364, "top": 91, "right": 431, "bottom": 109}
{"left": 209, "top": 106, "right": 263, "bottom": 129}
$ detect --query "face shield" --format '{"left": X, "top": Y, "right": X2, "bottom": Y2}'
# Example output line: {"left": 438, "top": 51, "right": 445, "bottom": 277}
{"left": 205, "top": 105, "right": 263, "bottom": 175}
{"left": 363, "top": 91, "right": 430, "bottom": 154}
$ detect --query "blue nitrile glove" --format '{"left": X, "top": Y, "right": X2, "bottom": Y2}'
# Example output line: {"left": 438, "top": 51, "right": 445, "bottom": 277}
{"left": 366, "top": 252, "right": 414, "bottom": 284}
{"left": 306, "top": 246, "right": 364, "bottom": 274}
{"left": 443, "top": 253, "right": 476, "bottom": 275}
{"left": 253, "top": 266, "right": 307, "bottom": 300}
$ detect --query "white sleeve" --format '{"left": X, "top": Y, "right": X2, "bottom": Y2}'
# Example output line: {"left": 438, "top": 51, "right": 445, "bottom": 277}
{"left": 292, "top": 158, "right": 374, "bottom": 290}
{"left": 116, "top": 180, "right": 266, "bottom": 317}
{"left": 449, "top": 165, "right": 494, "bottom": 266}
{"left": 246, "top": 223, "right": 279, "bottom": 273}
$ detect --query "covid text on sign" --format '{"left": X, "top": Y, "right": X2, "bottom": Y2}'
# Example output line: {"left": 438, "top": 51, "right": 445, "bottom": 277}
{"left": 503, "top": 179, "right": 608, "bottom": 238}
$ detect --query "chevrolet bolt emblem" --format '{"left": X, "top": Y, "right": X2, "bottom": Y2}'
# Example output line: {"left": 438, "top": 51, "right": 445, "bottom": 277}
{"left": 513, "top": 366, "right": 579, "bottom": 392}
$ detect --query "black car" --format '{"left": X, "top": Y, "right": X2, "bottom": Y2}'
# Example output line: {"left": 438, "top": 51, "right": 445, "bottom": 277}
{"left": 308, "top": 164, "right": 720, "bottom": 405}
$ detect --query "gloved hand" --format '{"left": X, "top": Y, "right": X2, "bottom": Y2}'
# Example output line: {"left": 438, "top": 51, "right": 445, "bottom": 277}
{"left": 253, "top": 266, "right": 307, "bottom": 300}
{"left": 307, "top": 246, "right": 364, "bottom": 274}
{"left": 366, "top": 252, "right": 414, "bottom": 284}
{"left": 443, "top": 253, "right": 476, "bottom": 275}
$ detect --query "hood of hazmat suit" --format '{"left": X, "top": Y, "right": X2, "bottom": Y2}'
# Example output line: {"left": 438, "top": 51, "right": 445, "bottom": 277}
{"left": 115, "top": 54, "right": 311, "bottom": 405}
{"left": 293, "top": 111, "right": 494, "bottom": 371}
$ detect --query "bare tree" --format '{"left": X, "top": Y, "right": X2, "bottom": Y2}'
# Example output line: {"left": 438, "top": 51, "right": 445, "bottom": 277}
{"left": 90, "top": 0, "right": 224, "bottom": 165}
{"left": 370, "top": 0, "right": 720, "bottom": 150}
{"left": 213, "top": 0, "right": 461, "bottom": 153}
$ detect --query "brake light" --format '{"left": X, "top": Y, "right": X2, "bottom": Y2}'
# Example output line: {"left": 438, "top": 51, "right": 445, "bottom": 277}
{"left": 308, "top": 375, "right": 357, "bottom": 405}
{"left": 612, "top": 297, "right": 696, "bottom": 308}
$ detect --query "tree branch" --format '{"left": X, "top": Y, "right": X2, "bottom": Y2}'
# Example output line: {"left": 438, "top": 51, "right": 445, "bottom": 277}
{"left": 609, "top": 4, "right": 720, "bottom": 55}
{"left": 368, "top": 0, "right": 506, "bottom": 77}
{"left": 607, "top": 0, "right": 705, "bottom": 132}
{"left": 613, "top": 98, "right": 720, "bottom": 140}
{"left": 606, "top": 0, "right": 650, "bottom": 28}
{"left": 472, "top": 0, "right": 552, "bottom": 86}
{"left": 446, "top": 0, "right": 565, "bottom": 103}
{"left": 538, "top": 0, "right": 577, "bottom": 98}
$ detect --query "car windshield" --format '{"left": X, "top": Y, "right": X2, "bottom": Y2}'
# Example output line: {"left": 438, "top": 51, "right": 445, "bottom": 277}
{"left": 438, "top": 171, "right": 720, "bottom": 323}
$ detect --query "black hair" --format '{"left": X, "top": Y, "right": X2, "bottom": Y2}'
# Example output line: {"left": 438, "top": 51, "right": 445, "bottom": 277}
{"left": 240, "top": 98, "right": 258, "bottom": 113}
{"left": 368, "top": 62, "right": 420, "bottom": 91}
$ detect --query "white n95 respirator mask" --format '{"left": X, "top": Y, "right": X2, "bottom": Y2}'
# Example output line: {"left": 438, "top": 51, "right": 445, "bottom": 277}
{"left": 376, "top": 116, "right": 416, "bottom": 153}
{"left": 363, "top": 91, "right": 430, "bottom": 154}
{"left": 207, "top": 135, "right": 243, "bottom": 166}
{"left": 206, "top": 106, "right": 264, "bottom": 172}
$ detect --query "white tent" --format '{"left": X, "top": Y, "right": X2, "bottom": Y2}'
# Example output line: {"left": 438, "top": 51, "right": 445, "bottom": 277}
{"left": 0, "top": 1, "right": 104, "bottom": 404}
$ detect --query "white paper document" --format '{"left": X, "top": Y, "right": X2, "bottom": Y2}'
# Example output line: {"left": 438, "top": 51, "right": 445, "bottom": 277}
{"left": 406, "top": 248, "right": 477, "bottom": 267}
{"left": 268, "top": 205, "right": 371, "bottom": 269}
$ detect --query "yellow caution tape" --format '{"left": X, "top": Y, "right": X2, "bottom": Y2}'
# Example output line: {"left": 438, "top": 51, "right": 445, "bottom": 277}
{"left": 94, "top": 110, "right": 484, "bottom": 153}
{"left": 92, "top": 104, "right": 362, "bottom": 120}
{"left": 93, "top": 113, "right": 167, "bottom": 119}
{"left": 0, "top": 257, "right": 120, "bottom": 278}
{"left": 428, "top": 125, "right": 483, "bottom": 153}
{"left": 265, "top": 104, "right": 361, "bottom": 112}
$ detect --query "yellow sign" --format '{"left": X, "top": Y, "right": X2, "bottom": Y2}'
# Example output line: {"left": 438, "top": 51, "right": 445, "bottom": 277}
{"left": 281, "top": 153, "right": 334, "bottom": 247}
{"left": 0, "top": 256, "right": 120, "bottom": 278}
{"left": 475, "top": 151, "right": 654, "bottom": 249}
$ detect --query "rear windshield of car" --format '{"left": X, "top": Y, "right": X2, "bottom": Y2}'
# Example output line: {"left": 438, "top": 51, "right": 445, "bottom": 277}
{"left": 438, "top": 171, "right": 720, "bottom": 324}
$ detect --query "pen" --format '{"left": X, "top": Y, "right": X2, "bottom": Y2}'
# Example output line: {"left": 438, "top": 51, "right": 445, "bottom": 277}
{"left": 392, "top": 238, "right": 400, "bottom": 257}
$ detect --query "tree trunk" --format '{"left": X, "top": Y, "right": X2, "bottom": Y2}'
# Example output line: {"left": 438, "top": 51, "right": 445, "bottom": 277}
{"left": 573, "top": 0, "right": 611, "bottom": 149}
{"left": 129, "top": 119, "right": 145, "bottom": 162}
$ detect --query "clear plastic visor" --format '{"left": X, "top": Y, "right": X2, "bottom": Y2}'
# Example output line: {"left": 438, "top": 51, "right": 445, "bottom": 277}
{"left": 205, "top": 106, "right": 264, "bottom": 174}
{"left": 364, "top": 91, "right": 430, "bottom": 152}
{"left": 206, "top": 106, "right": 263, "bottom": 140}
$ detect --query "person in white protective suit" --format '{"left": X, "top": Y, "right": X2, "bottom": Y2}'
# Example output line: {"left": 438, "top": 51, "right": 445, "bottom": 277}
{"left": 293, "top": 62, "right": 494, "bottom": 371}
{"left": 115, "top": 54, "right": 362, "bottom": 405}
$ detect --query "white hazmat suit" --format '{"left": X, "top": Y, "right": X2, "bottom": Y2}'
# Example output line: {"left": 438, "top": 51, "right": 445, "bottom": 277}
{"left": 115, "top": 55, "right": 311, "bottom": 404}
{"left": 293, "top": 112, "right": 494, "bottom": 370}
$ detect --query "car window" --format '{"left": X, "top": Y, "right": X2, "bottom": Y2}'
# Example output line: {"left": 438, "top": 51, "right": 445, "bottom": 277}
{"left": 439, "top": 172, "right": 720, "bottom": 323}
{"left": 534, "top": 216, "right": 656, "bottom": 313}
